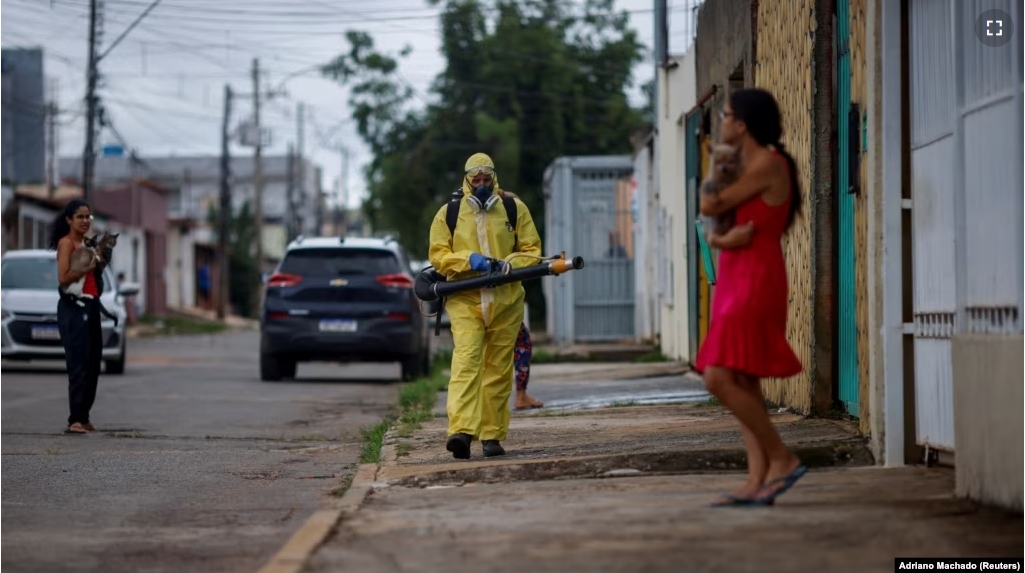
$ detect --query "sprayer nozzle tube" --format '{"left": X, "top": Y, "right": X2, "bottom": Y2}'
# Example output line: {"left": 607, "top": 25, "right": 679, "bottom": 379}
{"left": 549, "top": 259, "right": 582, "bottom": 276}
{"left": 415, "top": 254, "right": 586, "bottom": 301}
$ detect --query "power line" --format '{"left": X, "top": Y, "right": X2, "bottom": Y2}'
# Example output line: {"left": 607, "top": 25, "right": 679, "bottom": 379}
{"left": 97, "top": 0, "right": 164, "bottom": 60}
{"left": 5, "top": 0, "right": 662, "bottom": 190}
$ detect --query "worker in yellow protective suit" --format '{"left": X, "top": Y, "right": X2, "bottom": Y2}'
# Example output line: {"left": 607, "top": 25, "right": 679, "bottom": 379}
{"left": 428, "top": 153, "right": 543, "bottom": 459}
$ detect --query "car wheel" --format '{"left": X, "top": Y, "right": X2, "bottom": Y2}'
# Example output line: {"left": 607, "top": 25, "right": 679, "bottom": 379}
{"left": 401, "top": 356, "right": 419, "bottom": 381}
{"left": 420, "top": 351, "right": 432, "bottom": 376}
{"left": 261, "top": 353, "right": 283, "bottom": 382}
{"left": 281, "top": 359, "right": 297, "bottom": 380}
{"left": 105, "top": 342, "right": 127, "bottom": 375}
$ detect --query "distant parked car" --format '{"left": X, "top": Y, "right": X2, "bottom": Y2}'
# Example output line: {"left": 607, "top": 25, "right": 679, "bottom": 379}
{"left": 259, "top": 236, "right": 432, "bottom": 382}
{"left": 0, "top": 249, "right": 140, "bottom": 373}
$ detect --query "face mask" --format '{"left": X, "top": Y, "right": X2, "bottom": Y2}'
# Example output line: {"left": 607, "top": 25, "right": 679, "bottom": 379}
{"left": 472, "top": 184, "right": 493, "bottom": 206}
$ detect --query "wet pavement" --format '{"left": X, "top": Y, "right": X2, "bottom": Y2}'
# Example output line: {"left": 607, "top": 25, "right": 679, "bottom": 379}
{"left": 516, "top": 373, "right": 710, "bottom": 411}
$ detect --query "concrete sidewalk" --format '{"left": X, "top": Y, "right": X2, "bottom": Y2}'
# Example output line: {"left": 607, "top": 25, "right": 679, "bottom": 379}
{"left": 284, "top": 400, "right": 1022, "bottom": 573}
{"left": 380, "top": 404, "right": 870, "bottom": 485}
{"left": 311, "top": 467, "right": 1020, "bottom": 573}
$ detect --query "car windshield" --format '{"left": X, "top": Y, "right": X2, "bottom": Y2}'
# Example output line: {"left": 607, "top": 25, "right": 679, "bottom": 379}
{"left": 0, "top": 256, "right": 113, "bottom": 291}
{"left": 279, "top": 248, "right": 402, "bottom": 277}
{"left": 1, "top": 257, "right": 60, "bottom": 289}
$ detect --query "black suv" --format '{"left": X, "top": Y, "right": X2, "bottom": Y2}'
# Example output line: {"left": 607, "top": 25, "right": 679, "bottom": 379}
{"left": 259, "top": 236, "right": 431, "bottom": 382}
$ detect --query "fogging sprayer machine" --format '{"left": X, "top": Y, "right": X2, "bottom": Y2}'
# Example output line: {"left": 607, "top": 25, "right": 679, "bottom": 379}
{"left": 414, "top": 251, "right": 586, "bottom": 335}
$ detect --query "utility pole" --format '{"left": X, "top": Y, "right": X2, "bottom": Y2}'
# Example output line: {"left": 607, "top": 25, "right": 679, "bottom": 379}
{"left": 182, "top": 167, "right": 191, "bottom": 308}
{"left": 285, "top": 144, "right": 295, "bottom": 241}
{"left": 82, "top": 0, "right": 100, "bottom": 202}
{"left": 217, "top": 84, "right": 232, "bottom": 320}
{"left": 46, "top": 79, "right": 58, "bottom": 198}
{"left": 183, "top": 168, "right": 192, "bottom": 218}
{"left": 251, "top": 58, "right": 264, "bottom": 282}
{"left": 295, "top": 102, "right": 305, "bottom": 237}
{"left": 337, "top": 146, "right": 350, "bottom": 235}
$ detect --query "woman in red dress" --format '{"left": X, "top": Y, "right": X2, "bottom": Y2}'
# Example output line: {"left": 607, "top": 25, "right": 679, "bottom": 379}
{"left": 695, "top": 89, "right": 807, "bottom": 506}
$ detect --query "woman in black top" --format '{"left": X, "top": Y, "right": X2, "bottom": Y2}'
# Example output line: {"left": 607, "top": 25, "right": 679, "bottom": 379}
{"left": 49, "top": 199, "right": 105, "bottom": 435}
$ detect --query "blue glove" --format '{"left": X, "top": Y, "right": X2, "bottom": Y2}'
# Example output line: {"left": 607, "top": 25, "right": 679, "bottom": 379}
{"left": 469, "top": 253, "right": 490, "bottom": 272}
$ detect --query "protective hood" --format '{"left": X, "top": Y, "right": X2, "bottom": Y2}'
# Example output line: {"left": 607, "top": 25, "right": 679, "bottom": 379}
{"left": 461, "top": 152, "right": 500, "bottom": 197}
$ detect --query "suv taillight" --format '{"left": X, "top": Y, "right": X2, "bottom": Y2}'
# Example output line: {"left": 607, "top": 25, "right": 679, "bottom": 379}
{"left": 376, "top": 273, "right": 413, "bottom": 289}
{"left": 267, "top": 272, "right": 302, "bottom": 288}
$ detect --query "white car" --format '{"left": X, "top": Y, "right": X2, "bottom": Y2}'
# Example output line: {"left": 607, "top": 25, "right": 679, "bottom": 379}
{"left": 1, "top": 249, "right": 139, "bottom": 374}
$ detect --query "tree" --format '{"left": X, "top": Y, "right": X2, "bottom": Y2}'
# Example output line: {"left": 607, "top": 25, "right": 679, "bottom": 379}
{"left": 322, "top": 0, "right": 647, "bottom": 323}
{"left": 207, "top": 200, "right": 258, "bottom": 318}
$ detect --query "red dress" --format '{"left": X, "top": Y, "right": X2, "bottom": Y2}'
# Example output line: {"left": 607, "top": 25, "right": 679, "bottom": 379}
{"left": 693, "top": 154, "right": 803, "bottom": 379}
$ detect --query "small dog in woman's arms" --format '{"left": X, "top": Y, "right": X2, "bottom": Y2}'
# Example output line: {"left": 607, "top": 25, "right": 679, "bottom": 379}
{"left": 699, "top": 143, "right": 744, "bottom": 236}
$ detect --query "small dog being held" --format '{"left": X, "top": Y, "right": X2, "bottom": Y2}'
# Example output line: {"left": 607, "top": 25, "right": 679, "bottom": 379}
{"left": 699, "top": 143, "right": 744, "bottom": 236}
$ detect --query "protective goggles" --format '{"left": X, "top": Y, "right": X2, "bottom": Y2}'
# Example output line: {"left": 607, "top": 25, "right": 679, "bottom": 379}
{"left": 465, "top": 165, "right": 495, "bottom": 177}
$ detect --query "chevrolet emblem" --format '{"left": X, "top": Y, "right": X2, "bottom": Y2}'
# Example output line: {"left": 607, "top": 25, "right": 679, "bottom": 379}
{"left": 329, "top": 279, "right": 348, "bottom": 287}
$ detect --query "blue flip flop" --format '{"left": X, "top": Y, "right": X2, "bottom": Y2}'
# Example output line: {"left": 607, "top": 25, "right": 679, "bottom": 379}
{"left": 710, "top": 493, "right": 775, "bottom": 507}
{"left": 752, "top": 464, "right": 808, "bottom": 505}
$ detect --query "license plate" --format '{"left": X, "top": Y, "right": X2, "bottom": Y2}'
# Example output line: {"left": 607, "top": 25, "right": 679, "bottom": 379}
{"left": 319, "top": 319, "right": 357, "bottom": 333}
{"left": 31, "top": 326, "right": 61, "bottom": 341}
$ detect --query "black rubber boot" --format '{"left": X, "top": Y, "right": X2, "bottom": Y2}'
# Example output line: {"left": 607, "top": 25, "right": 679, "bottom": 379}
{"left": 482, "top": 440, "right": 506, "bottom": 457}
{"left": 446, "top": 433, "right": 472, "bottom": 459}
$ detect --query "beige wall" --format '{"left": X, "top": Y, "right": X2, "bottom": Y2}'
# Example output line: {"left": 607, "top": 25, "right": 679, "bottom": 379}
{"left": 262, "top": 223, "right": 288, "bottom": 262}
{"left": 754, "top": 0, "right": 819, "bottom": 413}
{"left": 951, "top": 335, "right": 1024, "bottom": 512}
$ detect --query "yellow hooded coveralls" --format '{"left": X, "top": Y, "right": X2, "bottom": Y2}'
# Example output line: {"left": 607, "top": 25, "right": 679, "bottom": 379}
{"left": 428, "top": 153, "right": 543, "bottom": 442}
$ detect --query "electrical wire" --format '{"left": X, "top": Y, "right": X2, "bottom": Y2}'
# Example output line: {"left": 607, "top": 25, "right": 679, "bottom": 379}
{"left": 4, "top": 0, "right": 672, "bottom": 187}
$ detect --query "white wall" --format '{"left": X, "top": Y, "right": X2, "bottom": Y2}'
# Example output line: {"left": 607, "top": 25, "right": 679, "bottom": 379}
{"left": 170, "top": 169, "right": 320, "bottom": 262}
{"left": 17, "top": 202, "right": 56, "bottom": 250}
{"left": 632, "top": 144, "right": 659, "bottom": 343}
{"left": 165, "top": 227, "right": 196, "bottom": 310}
{"left": 105, "top": 224, "right": 147, "bottom": 314}
{"left": 263, "top": 223, "right": 288, "bottom": 261}
{"left": 655, "top": 51, "right": 698, "bottom": 361}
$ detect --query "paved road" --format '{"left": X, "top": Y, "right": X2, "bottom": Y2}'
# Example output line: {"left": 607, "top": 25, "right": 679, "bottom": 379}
{"left": 1, "top": 331, "right": 399, "bottom": 573}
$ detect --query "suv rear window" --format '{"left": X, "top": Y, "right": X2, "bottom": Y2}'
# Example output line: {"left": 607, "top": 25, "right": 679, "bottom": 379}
{"left": 279, "top": 248, "right": 402, "bottom": 277}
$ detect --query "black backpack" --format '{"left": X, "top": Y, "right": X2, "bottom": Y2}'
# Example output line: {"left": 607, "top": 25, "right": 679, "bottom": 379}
{"left": 445, "top": 189, "right": 518, "bottom": 251}
{"left": 424, "top": 190, "right": 518, "bottom": 336}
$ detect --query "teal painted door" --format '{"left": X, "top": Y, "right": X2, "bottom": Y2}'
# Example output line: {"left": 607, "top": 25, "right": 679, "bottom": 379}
{"left": 685, "top": 112, "right": 702, "bottom": 360}
{"left": 836, "top": 0, "right": 859, "bottom": 416}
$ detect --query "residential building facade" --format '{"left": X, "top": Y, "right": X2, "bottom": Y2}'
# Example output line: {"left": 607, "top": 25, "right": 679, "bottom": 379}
{"left": 59, "top": 153, "right": 324, "bottom": 316}
{"left": 641, "top": 0, "right": 1022, "bottom": 512}
{"left": 1, "top": 48, "right": 45, "bottom": 185}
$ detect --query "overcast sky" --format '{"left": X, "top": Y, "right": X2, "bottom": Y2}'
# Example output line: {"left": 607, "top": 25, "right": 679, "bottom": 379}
{"left": 2, "top": 0, "right": 701, "bottom": 209}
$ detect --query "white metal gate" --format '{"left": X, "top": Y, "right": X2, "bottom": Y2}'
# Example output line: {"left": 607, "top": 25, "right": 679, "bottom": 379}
{"left": 908, "top": 0, "right": 1023, "bottom": 452}
{"left": 544, "top": 156, "right": 635, "bottom": 344}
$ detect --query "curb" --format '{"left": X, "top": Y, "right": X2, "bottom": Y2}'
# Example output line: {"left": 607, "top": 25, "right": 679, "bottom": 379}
{"left": 379, "top": 426, "right": 401, "bottom": 467}
{"left": 254, "top": 463, "right": 379, "bottom": 573}
{"left": 384, "top": 438, "right": 875, "bottom": 488}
